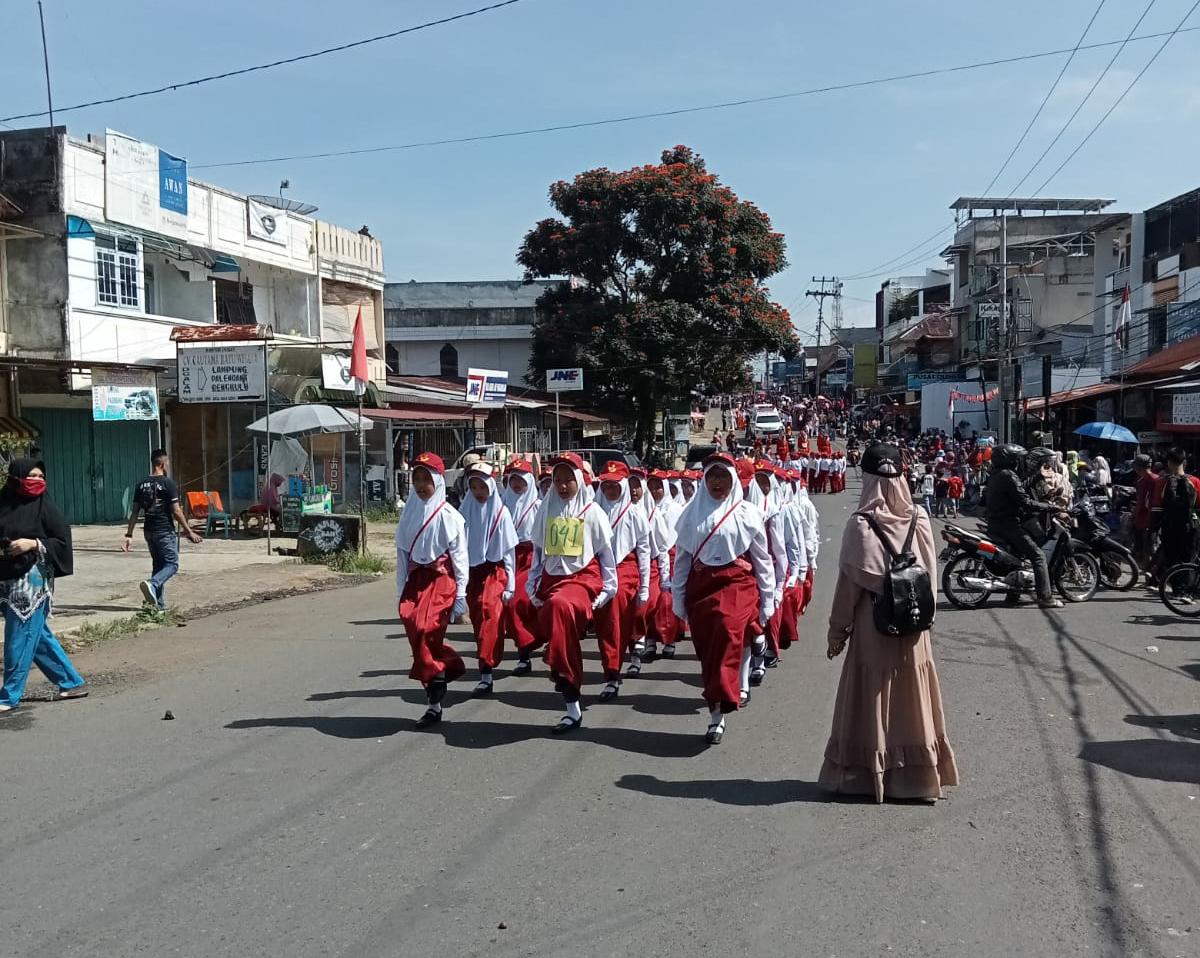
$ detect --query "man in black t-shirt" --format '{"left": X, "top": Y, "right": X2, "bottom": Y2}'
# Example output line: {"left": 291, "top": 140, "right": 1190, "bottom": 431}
{"left": 122, "top": 449, "right": 202, "bottom": 609}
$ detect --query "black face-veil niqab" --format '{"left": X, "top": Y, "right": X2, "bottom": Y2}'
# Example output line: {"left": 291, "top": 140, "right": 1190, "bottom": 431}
{"left": 0, "top": 458, "right": 74, "bottom": 579}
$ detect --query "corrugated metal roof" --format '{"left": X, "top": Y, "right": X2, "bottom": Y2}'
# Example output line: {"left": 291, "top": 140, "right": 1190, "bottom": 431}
{"left": 1123, "top": 336, "right": 1200, "bottom": 377}
{"left": 384, "top": 280, "right": 559, "bottom": 311}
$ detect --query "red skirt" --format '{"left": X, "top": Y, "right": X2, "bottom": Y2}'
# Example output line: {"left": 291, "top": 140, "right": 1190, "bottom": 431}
{"left": 537, "top": 559, "right": 603, "bottom": 693}
{"left": 500, "top": 541, "right": 541, "bottom": 654}
{"left": 594, "top": 553, "right": 640, "bottom": 679}
{"left": 399, "top": 557, "right": 466, "bottom": 686}
{"left": 633, "top": 557, "right": 661, "bottom": 645}
{"left": 685, "top": 559, "right": 759, "bottom": 712}
{"left": 778, "top": 579, "right": 802, "bottom": 649}
{"left": 801, "top": 567, "right": 814, "bottom": 614}
{"left": 467, "top": 559, "right": 509, "bottom": 670}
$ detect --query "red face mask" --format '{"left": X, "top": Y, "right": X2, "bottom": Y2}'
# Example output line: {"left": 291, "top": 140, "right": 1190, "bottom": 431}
{"left": 19, "top": 477, "right": 46, "bottom": 497}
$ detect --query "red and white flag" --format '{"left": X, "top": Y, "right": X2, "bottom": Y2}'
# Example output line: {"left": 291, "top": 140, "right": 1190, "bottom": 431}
{"left": 349, "top": 304, "right": 369, "bottom": 397}
{"left": 947, "top": 390, "right": 955, "bottom": 425}
{"left": 1113, "top": 284, "right": 1131, "bottom": 351}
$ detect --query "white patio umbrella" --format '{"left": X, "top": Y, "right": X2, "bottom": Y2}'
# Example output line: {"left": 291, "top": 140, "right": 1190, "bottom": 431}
{"left": 246, "top": 403, "right": 374, "bottom": 439}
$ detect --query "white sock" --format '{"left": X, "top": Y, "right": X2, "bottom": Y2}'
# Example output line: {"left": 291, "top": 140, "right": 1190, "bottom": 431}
{"left": 427, "top": 701, "right": 443, "bottom": 714}
{"left": 565, "top": 700, "right": 582, "bottom": 721}
{"left": 739, "top": 647, "right": 753, "bottom": 692}
{"left": 479, "top": 671, "right": 493, "bottom": 684}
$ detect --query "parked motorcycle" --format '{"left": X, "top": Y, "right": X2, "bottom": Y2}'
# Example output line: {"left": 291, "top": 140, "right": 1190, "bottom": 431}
{"left": 1070, "top": 495, "right": 1138, "bottom": 590}
{"left": 939, "top": 520, "right": 1100, "bottom": 609}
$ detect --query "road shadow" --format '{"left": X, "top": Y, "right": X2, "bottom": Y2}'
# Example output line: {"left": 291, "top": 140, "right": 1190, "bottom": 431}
{"left": 226, "top": 715, "right": 709, "bottom": 757}
{"left": 360, "top": 669, "right": 405, "bottom": 678}
{"left": 1181, "top": 663, "right": 1200, "bottom": 681}
{"left": 1124, "top": 712, "right": 1200, "bottom": 740}
{"left": 1127, "top": 613, "right": 1191, "bottom": 628}
{"left": 1079, "top": 739, "right": 1200, "bottom": 784}
{"left": 615, "top": 774, "right": 830, "bottom": 805}
{"left": 309, "top": 684, "right": 702, "bottom": 716}
{"left": 1154, "top": 632, "right": 1200, "bottom": 643}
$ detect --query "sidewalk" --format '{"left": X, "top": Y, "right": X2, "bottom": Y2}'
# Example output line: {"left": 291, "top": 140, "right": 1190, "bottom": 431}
{"left": 47, "top": 523, "right": 395, "bottom": 641}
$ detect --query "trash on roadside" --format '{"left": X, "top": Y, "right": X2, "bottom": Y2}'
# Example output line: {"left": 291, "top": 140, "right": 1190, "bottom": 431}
{"left": 162, "top": 710, "right": 175, "bottom": 721}
{"left": 1145, "top": 645, "right": 1159, "bottom": 653}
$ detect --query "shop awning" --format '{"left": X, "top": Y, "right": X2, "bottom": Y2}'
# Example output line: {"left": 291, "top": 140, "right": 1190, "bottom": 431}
{"left": 367, "top": 405, "right": 475, "bottom": 426}
{"left": 0, "top": 416, "right": 39, "bottom": 439}
{"left": 1025, "top": 381, "right": 1122, "bottom": 412}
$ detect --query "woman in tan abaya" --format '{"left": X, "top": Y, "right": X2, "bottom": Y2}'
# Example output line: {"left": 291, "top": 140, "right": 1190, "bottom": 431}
{"left": 820, "top": 441, "right": 959, "bottom": 803}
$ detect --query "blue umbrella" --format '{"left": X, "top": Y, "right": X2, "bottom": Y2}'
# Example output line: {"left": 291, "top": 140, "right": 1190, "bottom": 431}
{"left": 1073, "top": 421, "right": 1138, "bottom": 444}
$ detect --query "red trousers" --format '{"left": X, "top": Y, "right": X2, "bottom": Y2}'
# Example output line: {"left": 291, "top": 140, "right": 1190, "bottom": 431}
{"left": 468, "top": 560, "right": 509, "bottom": 670}
{"left": 399, "top": 558, "right": 465, "bottom": 686}
{"left": 764, "top": 596, "right": 783, "bottom": 656}
{"left": 647, "top": 548, "right": 682, "bottom": 646}
{"left": 633, "top": 561, "right": 661, "bottom": 646}
{"left": 500, "top": 542, "right": 541, "bottom": 655}
{"left": 537, "top": 560, "right": 603, "bottom": 694}
{"left": 595, "top": 554, "right": 640, "bottom": 679}
{"left": 801, "top": 567, "right": 814, "bottom": 615}
{"left": 685, "top": 560, "right": 759, "bottom": 713}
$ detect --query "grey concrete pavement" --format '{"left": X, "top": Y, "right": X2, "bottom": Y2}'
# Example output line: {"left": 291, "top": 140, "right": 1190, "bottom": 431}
{"left": 2, "top": 475, "right": 1198, "bottom": 958}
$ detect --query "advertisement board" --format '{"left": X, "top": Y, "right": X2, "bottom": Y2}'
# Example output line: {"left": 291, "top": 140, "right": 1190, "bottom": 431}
{"left": 546, "top": 367, "right": 585, "bottom": 392}
{"left": 465, "top": 368, "right": 508, "bottom": 408}
{"left": 178, "top": 344, "right": 267, "bottom": 403}
{"left": 247, "top": 197, "right": 289, "bottom": 246}
{"left": 91, "top": 367, "right": 159, "bottom": 422}
{"left": 853, "top": 343, "right": 878, "bottom": 388}
{"left": 321, "top": 353, "right": 354, "bottom": 391}
{"left": 1172, "top": 391, "right": 1200, "bottom": 427}
{"left": 104, "top": 130, "right": 188, "bottom": 240}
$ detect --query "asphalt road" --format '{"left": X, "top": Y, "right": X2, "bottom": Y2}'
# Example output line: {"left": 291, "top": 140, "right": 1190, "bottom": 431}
{"left": 3, "top": 474, "right": 1198, "bottom": 958}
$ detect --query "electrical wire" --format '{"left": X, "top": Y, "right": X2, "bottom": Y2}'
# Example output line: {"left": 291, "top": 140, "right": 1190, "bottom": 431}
{"left": 981, "top": 0, "right": 1108, "bottom": 195}
{"left": 1034, "top": 0, "right": 1200, "bottom": 195}
{"left": 1007, "top": 0, "right": 1158, "bottom": 197}
{"left": 0, "top": 0, "right": 530, "bottom": 124}
{"left": 187, "top": 26, "right": 1200, "bottom": 171}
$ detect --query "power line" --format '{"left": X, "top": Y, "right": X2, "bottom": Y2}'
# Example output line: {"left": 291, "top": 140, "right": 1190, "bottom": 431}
{"left": 187, "top": 26, "right": 1200, "bottom": 171}
{"left": 1034, "top": 0, "right": 1200, "bottom": 195}
{"left": 981, "top": 0, "right": 1108, "bottom": 195}
{"left": 0, "top": 0, "right": 530, "bottom": 124}
{"left": 1008, "top": 0, "right": 1158, "bottom": 197}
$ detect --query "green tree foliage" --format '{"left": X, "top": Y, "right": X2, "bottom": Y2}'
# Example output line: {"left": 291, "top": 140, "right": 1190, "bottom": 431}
{"left": 518, "top": 146, "right": 798, "bottom": 451}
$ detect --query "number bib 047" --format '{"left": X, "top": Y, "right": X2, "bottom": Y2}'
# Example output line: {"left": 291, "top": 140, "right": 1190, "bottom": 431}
{"left": 545, "top": 516, "right": 585, "bottom": 557}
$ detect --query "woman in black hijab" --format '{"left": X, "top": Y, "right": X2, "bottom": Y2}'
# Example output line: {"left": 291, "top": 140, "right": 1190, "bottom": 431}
{"left": 0, "top": 458, "right": 87, "bottom": 713}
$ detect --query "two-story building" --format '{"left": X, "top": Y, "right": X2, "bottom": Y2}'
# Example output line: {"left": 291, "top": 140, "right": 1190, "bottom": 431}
{"left": 0, "top": 125, "right": 385, "bottom": 521}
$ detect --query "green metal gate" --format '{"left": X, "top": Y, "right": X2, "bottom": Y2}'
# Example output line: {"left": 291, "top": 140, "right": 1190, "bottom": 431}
{"left": 24, "top": 408, "right": 154, "bottom": 525}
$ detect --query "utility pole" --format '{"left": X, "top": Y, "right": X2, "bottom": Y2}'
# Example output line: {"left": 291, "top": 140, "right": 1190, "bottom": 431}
{"left": 806, "top": 276, "right": 840, "bottom": 396}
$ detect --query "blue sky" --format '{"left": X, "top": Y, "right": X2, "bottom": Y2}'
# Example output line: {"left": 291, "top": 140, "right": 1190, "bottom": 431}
{"left": 3, "top": 0, "right": 1199, "bottom": 344}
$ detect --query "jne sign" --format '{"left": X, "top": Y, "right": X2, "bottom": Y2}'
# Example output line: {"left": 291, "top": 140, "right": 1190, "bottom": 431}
{"left": 546, "top": 367, "right": 585, "bottom": 393}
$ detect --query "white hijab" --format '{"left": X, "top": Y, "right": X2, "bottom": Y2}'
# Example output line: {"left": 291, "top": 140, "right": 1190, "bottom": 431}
{"left": 531, "top": 463, "right": 606, "bottom": 574}
{"left": 643, "top": 484, "right": 677, "bottom": 550}
{"left": 395, "top": 467, "right": 463, "bottom": 564}
{"left": 462, "top": 472, "right": 519, "bottom": 566}
{"left": 675, "top": 462, "right": 764, "bottom": 565}
{"left": 746, "top": 469, "right": 780, "bottom": 520}
{"left": 502, "top": 468, "right": 541, "bottom": 542}
{"left": 668, "top": 478, "right": 686, "bottom": 510}
{"left": 599, "top": 476, "right": 638, "bottom": 562}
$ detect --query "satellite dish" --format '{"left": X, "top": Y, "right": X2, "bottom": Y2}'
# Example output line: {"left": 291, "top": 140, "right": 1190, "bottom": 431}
{"left": 248, "top": 194, "right": 319, "bottom": 217}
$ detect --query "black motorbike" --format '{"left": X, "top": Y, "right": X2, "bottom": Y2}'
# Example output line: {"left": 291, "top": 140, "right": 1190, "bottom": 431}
{"left": 940, "top": 520, "right": 1100, "bottom": 609}
{"left": 1070, "top": 494, "right": 1138, "bottom": 590}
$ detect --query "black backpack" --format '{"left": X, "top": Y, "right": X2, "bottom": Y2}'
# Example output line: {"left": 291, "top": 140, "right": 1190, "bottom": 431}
{"left": 859, "top": 513, "right": 936, "bottom": 638}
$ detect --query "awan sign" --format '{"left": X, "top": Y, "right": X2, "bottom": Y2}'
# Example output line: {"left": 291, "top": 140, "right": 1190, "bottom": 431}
{"left": 546, "top": 367, "right": 585, "bottom": 392}
{"left": 104, "top": 130, "right": 188, "bottom": 241}
{"left": 465, "top": 368, "right": 508, "bottom": 408}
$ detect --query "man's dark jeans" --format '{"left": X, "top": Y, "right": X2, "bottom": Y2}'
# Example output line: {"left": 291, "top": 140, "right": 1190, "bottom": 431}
{"left": 991, "top": 520, "right": 1053, "bottom": 603}
{"left": 145, "top": 530, "right": 179, "bottom": 609}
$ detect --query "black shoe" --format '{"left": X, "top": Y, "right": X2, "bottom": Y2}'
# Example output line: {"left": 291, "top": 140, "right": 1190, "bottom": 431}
{"left": 661, "top": 644, "right": 677, "bottom": 659}
{"left": 599, "top": 681, "right": 621, "bottom": 702}
{"left": 764, "top": 653, "right": 780, "bottom": 669}
{"left": 748, "top": 669, "right": 765, "bottom": 687}
{"left": 641, "top": 645, "right": 658, "bottom": 663}
{"left": 739, "top": 689, "right": 752, "bottom": 707}
{"left": 552, "top": 714, "right": 583, "bottom": 735}
{"left": 512, "top": 658, "right": 533, "bottom": 676}
{"left": 706, "top": 720, "right": 725, "bottom": 745}
{"left": 415, "top": 708, "right": 443, "bottom": 729}
{"left": 472, "top": 680, "right": 494, "bottom": 698}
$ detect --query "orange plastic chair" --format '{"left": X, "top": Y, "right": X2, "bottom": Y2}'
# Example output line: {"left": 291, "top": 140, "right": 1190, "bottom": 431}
{"left": 185, "top": 491, "right": 210, "bottom": 523}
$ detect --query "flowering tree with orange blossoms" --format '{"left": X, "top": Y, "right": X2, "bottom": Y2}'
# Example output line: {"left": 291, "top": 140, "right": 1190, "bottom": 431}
{"left": 518, "top": 145, "right": 798, "bottom": 454}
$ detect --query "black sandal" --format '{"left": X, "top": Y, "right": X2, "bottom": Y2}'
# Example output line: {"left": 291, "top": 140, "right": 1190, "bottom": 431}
{"left": 472, "top": 680, "right": 494, "bottom": 698}
{"left": 705, "top": 720, "right": 725, "bottom": 745}
{"left": 513, "top": 658, "right": 532, "bottom": 675}
{"left": 661, "top": 644, "right": 677, "bottom": 659}
{"left": 552, "top": 714, "right": 583, "bottom": 735}
{"left": 415, "top": 708, "right": 443, "bottom": 729}
{"left": 625, "top": 659, "right": 642, "bottom": 677}
{"left": 599, "top": 681, "right": 621, "bottom": 702}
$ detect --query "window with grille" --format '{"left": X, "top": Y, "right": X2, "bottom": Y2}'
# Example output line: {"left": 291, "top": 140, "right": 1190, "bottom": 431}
{"left": 96, "top": 234, "right": 140, "bottom": 308}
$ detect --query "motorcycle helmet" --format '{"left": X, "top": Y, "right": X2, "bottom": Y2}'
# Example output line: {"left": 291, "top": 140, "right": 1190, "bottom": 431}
{"left": 1026, "top": 446, "right": 1056, "bottom": 471}
{"left": 992, "top": 443, "right": 1028, "bottom": 474}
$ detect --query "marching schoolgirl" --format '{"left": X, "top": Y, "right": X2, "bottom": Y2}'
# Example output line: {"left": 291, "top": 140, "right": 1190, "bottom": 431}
{"left": 537, "top": 466, "right": 554, "bottom": 500}
{"left": 776, "top": 469, "right": 809, "bottom": 655}
{"left": 668, "top": 473, "right": 687, "bottom": 512}
{"left": 679, "top": 471, "right": 697, "bottom": 504}
{"left": 629, "top": 467, "right": 669, "bottom": 663}
{"left": 673, "top": 453, "right": 775, "bottom": 744}
{"left": 644, "top": 468, "right": 683, "bottom": 658}
{"left": 594, "top": 461, "right": 651, "bottom": 695}
{"left": 746, "top": 461, "right": 789, "bottom": 690}
{"left": 527, "top": 453, "right": 617, "bottom": 734}
{"left": 395, "top": 452, "right": 469, "bottom": 729}
{"left": 816, "top": 453, "right": 833, "bottom": 494}
{"left": 461, "top": 462, "right": 518, "bottom": 697}
{"left": 794, "top": 471, "right": 821, "bottom": 614}
{"left": 500, "top": 459, "right": 543, "bottom": 673}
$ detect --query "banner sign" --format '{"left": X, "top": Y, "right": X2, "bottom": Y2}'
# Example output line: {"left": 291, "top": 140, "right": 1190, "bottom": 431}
{"left": 104, "top": 130, "right": 188, "bottom": 240}
{"left": 907, "top": 371, "right": 958, "bottom": 389}
{"left": 91, "top": 367, "right": 158, "bottom": 422}
{"left": 1172, "top": 392, "right": 1200, "bottom": 427}
{"left": 948, "top": 387, "right": 1000, "bottom": 404}
{"left": 546, "top": 367, "right": 585, "bottom": 392}
{"left": 466, "top": 367, "right": 508, "bottom": 408}
{"left": 247, "top": 197, "right": 289, "bottom": 246}
{"left": 321, "top": 353, "right": 354, "bottom": 390}
{"left": 178, "top": 344, "right": 267, "bottom": 403}
{"left": 853, "top": 343, "right": 878, "bottom": 388}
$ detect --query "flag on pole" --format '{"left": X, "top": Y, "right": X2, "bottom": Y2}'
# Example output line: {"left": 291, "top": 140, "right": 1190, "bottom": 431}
{"left": 1113, "top": 283, "right": 1131, "bottom": 351}
{"left": 948, "top": 390, "right": 955, "bottom": 425}
{"left": 349, "top": 304, "right": 369, "bottom": 397}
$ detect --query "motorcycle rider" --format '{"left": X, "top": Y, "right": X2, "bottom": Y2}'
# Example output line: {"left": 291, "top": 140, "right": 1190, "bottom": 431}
{"left": 984, "top": 444, "right": 1064, "bottom": 609}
